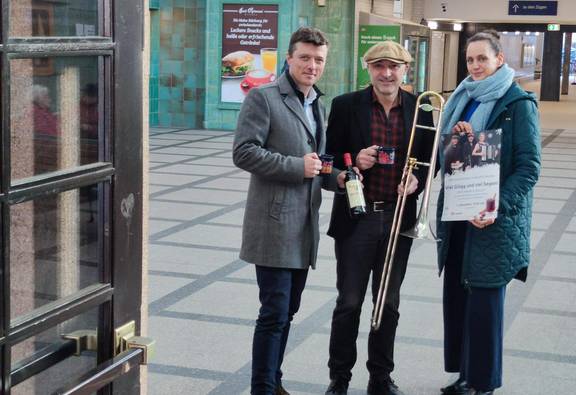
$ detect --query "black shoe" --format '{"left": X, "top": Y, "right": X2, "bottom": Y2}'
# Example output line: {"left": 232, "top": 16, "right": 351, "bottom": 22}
{"left": 441, "top": 377, "right": 471, "bottom": 394}
{"left": 474, "top": 391, "right": 494, "bottom": 395}
{"left": 367, "top": 377, "right": 405, "bottom": 395}
{"left": 276, "top": 384, "right": 290, "bottom": 395}
{"left": 325, "top": 378, "right": 349, "bottom": 395}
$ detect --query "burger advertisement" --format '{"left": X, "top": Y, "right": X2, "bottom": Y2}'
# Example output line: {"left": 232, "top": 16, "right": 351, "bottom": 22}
{"left": 221, "top": 4, "right": 279, "bottom": 103}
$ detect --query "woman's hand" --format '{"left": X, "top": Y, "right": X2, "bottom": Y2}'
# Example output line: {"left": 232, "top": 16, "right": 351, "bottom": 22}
{"left": 469, "top": 213, "right": 495, "bottom": 229}
{"left": 452, "top": 121, "right": 473, "bottom": 135}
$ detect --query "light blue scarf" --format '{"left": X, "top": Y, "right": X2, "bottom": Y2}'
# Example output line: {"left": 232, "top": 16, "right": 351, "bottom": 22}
{"left": 441, "top": 64, "right": 515, "bottom": 136}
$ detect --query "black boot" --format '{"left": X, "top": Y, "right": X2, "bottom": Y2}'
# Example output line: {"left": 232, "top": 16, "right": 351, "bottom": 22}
{"left": 325, "top": 377, "right": 349, "bottom": 395}
{"left": 367, "top": 377, "right": 405, "bottom": 395}
{"left": 440, "top": 377, "right": 471, "bottom": 394}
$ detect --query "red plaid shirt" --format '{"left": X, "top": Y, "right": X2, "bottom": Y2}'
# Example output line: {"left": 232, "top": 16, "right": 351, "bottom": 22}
{"left": 365, "top": 90, "right": 406, "bottom": 203}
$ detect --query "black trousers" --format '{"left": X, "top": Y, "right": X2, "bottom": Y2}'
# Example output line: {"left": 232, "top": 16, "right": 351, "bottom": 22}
{"left": 443, "top": 222, "right": 505, "bottom": 392}
{"left": 328, "top": 207, "right": 413, "bottom": 382}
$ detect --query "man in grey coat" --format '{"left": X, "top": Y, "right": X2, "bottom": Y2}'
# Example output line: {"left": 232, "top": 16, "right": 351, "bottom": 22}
{"left": 233, "top": 27, "right": 346, "bottom": 395}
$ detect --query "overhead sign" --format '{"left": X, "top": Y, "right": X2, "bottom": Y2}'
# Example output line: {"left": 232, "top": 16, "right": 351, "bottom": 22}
{"left": 508, "top": 1, "right": 558, "bottom": 16}
{"left": 547, "top": 23, "right": 560, "bottom": 31}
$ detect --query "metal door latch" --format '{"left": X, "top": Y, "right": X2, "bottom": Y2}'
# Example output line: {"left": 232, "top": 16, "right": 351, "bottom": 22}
{"left": 114, "top": 320, "right": 156, "bottom": 365}
{"left": 62, "top": 321, "right": 155, "bottom": 365}
{"left": 62, "top": 330, "right": 98, "bottom": 356}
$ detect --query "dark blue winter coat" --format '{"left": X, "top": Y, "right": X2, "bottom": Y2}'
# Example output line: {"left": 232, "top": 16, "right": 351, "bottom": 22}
{"left": 436, "top": 82, "right": 541, "bottom": 287}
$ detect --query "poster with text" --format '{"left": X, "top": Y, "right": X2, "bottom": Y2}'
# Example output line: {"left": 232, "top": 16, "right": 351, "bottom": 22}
{"left": 441, "top": 129, "right": 502, "bottom": 221}
{"left": 357, "top": 25, "right": 400, "bottom": 89}
{"left": 221, "top": 4, "right": 278, "bottom": 103}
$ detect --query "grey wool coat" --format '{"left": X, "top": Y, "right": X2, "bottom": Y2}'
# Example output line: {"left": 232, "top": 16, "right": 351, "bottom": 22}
{"left": 233, "top": 72, "right": 340, "bottom": 269}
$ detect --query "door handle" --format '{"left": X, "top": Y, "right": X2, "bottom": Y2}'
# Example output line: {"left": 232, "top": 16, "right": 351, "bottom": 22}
{"left": 63, "top": 320, "right": 155, "bottom": 364}
{"left": 114, "top": 320, "right": 155, "bottom": 364}
{"left": 52, "top": 348, "right": 144, "bottom": 395}
{"left": 52, "top": 321, "right": 155, "bottom": 394}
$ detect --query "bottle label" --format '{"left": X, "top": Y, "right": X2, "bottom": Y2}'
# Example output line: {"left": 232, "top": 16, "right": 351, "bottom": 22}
{"left": 345, "top": 179, "right": 366, "bottom": 208}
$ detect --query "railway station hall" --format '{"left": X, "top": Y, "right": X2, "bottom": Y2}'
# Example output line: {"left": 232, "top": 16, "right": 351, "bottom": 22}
{"left": 0, "top": 1, "right": 575, "bottom": 394}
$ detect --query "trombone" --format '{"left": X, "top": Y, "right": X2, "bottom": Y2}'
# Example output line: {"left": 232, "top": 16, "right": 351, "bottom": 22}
{"left": 371, "top": 91, "right": 445, "bottom": 331}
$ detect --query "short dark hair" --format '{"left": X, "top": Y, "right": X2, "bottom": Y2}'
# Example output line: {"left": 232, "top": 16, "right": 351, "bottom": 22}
{"left": 466, "top": 30, "right": 502, "bottom": 56}
{"left": 288, "top": 27, "right": 329, "bottom": 56}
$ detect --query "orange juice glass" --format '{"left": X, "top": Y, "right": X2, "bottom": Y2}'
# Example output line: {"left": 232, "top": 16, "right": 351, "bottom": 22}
{"left": 260, "top": 48, "right": 277, "bottom": 74}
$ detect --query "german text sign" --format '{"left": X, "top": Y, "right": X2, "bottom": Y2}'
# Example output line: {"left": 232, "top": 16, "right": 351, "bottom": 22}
{"left": 508, "top": 1, "right": 558, "bottom": 16}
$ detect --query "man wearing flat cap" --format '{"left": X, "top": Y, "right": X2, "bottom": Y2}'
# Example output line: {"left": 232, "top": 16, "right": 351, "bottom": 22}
{"left": 323, "top": 41, "right": 435, "bottom": 395}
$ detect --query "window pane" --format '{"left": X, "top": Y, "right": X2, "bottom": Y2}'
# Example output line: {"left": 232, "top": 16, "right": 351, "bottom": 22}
{"left": 10, "top": 1, "right": 99, "bottom": 37}
{"left": 10, "top": 57, "right": 101, "bottom": 180}
{"left": 11, "top": 308, "right": 98, "bottom": 395}
{"left": 10, "top": 185, "right": 102, "bottom": 319}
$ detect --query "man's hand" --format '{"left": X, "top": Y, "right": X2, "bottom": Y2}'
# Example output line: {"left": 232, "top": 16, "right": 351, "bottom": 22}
{"left": 397, "top": 173, "right": 418, "bottom": 196}
{"left": 356, "top": 145, "right": 379, "bottom": 170}
{"left": 304, "top": 153, "right": 322, "bottom": 178}
{"left": 337, "top": 167, "right": 363, "bottom": 189}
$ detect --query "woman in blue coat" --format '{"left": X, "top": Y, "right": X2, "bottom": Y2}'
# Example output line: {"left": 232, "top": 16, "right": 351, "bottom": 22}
{"left": 436, "top": 30, "right": 541, "bottom": 395}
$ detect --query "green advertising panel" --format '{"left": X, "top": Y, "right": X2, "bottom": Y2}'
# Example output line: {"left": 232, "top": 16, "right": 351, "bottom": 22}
{"left": 357, "top": 25, "right": 401, "bottom": 89}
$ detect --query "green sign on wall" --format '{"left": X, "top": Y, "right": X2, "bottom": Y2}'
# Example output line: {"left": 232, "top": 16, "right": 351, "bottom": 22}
{"left": 357, "top": 25, "right": 401, "bottom": 89}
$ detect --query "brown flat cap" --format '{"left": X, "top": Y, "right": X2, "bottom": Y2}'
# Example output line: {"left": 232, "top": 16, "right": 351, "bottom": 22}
{"left": 363, "top": 41, "right": 412, "bottom": 64}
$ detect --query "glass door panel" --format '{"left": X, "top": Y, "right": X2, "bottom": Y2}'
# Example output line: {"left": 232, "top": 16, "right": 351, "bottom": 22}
{"left": 10, "top": 56, "right": 101, "bottom": 180}
{"left": 9, "top": 1, "right": 99, "bottom": 38}
{"left": 10, "top": 184, "right": 102, "bottom": 319}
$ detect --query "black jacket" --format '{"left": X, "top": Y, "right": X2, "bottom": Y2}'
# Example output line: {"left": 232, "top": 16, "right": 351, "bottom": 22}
{"left": 325, "top": 87, "right": 435, "bottom": 240}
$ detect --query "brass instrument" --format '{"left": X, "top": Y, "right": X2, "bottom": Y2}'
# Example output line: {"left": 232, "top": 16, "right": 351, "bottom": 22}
{"left": 371, "top": 91, "right": 445, "bottom": 331}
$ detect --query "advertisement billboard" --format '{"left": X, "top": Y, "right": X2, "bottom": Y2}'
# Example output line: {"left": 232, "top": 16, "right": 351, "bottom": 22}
{"left": 221, "top": 4, "right": 279, "bottom": 103}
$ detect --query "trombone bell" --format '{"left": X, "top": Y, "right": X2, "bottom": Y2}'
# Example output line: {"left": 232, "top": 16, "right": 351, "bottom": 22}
{"left": 400, "top": 216, "right": 439, "bottom": 241}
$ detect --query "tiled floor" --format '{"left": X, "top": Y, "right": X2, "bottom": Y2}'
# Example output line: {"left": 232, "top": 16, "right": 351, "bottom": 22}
{"left": 147, "top": 90, "right": 576, "bottom": 394}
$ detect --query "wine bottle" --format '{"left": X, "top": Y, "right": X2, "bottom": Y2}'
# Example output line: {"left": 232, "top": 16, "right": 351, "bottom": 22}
{"left": 343, "top": 153, "right": 367, "bottom": 217}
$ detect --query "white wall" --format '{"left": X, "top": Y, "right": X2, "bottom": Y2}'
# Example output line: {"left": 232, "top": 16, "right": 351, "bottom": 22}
{"left": 429, "top": 31, "right": 446, "bottom": 92}
{"left": 424, "top": 0, "right": 576, "bottom": 23}
{"left": 410, "top": 0, "right": 426, "bottom": 24}
{"left": 372, "top": 0, "right": 394, "bottom": 17}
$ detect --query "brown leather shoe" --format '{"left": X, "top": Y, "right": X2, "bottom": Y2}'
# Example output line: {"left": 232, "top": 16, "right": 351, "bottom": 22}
{"left": 276, "top": 384, "right": 290, "bottom": 395}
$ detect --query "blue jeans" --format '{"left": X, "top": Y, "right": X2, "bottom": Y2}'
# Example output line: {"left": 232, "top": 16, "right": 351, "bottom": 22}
{"left": 251, "top": 265, "right": 308, "bottom": 395}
